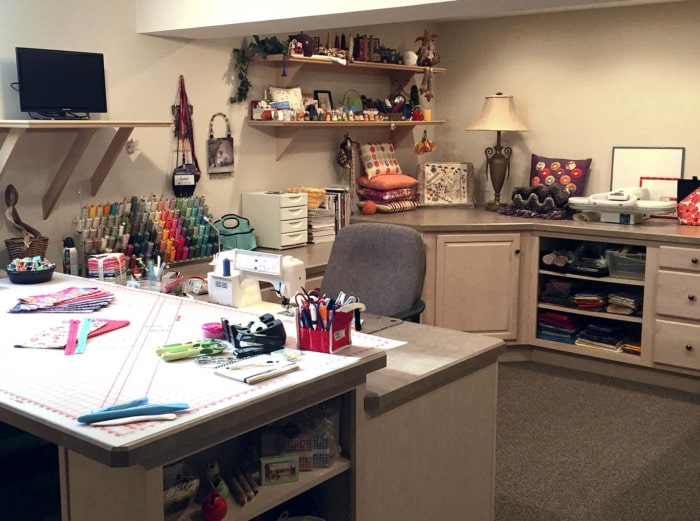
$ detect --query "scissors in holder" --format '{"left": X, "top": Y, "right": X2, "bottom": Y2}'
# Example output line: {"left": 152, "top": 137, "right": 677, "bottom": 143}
{"left": 156, "top": 339, "right": 231, "bottom": 362}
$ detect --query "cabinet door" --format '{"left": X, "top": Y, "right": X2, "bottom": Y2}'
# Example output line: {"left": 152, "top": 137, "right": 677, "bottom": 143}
{"left": 435, "top": 233, "right": 521, "bottom": 339}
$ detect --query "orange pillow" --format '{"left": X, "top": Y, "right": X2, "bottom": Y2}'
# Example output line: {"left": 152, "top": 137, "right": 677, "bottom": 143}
{"left": 356, "top": 173, "right": 418, "bottom": 190}
{"left": 359, "top": 141, "right": 402, "bottom": 178}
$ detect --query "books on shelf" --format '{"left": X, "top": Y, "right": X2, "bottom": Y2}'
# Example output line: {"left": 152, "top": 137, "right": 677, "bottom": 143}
{"left": 307, "top": 187, "right": 352, "bottom": 244}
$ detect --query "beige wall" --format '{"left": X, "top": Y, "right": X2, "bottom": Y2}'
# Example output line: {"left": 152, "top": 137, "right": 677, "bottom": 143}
{"left": 0, "top": 0, "right": 698, "bottom": 265}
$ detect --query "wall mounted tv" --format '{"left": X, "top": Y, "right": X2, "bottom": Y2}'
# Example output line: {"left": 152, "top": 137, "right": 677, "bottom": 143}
{"left": 16, "top": 47, "right": 107, "bottom": 119}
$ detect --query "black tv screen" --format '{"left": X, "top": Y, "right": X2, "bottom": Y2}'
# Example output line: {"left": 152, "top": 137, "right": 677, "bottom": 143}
{"left": 16, "top": 47, "right": 107, "bottom": 118}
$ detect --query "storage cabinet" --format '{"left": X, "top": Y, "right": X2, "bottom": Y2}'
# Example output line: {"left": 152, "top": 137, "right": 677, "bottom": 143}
{"left": 651, "top": 245, "right": 700, "bottom": 372}
{"left": 532, "top": 236, "right": 649, "bottom": 365}
{"left": 242, "top": 191, "right": 308, "bottom": 249}
{"left": 432, "top": 233, "right": 521, "bottom": 340}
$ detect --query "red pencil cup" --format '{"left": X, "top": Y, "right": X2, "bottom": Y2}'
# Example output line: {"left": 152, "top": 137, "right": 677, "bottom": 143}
{"left": 296, "top": 305, "right": 364, "bottom": 354}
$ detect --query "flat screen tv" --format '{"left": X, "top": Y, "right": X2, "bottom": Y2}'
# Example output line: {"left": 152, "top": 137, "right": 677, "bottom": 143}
{"left": 15, "top": 47, "right": 107, "bottom": 119}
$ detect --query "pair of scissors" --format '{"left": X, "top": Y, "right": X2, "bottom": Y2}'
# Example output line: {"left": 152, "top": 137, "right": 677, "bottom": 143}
{"left": 155, "top": 339, "right": 230, "bottom": 362}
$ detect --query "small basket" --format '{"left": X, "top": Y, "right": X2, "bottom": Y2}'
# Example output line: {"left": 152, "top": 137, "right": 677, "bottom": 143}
{"left": 287, "top": 187, "right": 326, "bottom": 209}
{"left": 5, "top": 236, "right": 49, "bottom": 260}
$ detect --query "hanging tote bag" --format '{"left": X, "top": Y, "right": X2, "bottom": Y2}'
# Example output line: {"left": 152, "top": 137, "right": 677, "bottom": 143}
{"left": 342, "top": 89, "right": 363, "bottom": 115}
{"left": 214, "top": 214, "right": 257, "bottom": 251}
{"left": 207, "top": 112, "right": 234, "bottom": 176}
{"left": 172, "top": 75, "right": 201, "bottom": 197}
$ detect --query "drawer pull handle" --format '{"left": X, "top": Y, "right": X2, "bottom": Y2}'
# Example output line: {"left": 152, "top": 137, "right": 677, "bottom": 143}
{"left": 686, "top": 344, "right": 694, "bottom": 352}
{"left": 689, "top": 294, "right": 696, "bottom": 301}
{"left": 692, "top": 257, "right": 699, "bottom": 264}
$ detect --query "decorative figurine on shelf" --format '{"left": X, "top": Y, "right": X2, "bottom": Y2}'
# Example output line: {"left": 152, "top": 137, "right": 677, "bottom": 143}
{"left": 415, "top": 29, "right": 440, "bottom": 102}
{"left": 415, "top": 29, "right": 440, "bottom": 67}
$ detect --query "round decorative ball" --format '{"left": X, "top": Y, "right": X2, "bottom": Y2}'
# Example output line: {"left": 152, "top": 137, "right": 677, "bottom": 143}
{"left": 201, "top": 489, "right": 227, "bottom": 521}
{"left": 361, "top": 201, "right": 377, "bottom": 215}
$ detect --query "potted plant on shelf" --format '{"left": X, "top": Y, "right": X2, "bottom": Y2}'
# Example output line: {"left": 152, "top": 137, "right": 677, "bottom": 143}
{"left": 230, "top": 35, "right": 288, "bottom": 103}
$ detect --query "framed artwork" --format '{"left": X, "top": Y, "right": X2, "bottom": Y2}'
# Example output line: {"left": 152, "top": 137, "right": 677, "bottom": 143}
{"left": 611, "top": 146, "right": 685, "bottom": 189}
{"left": 313, "top": 90, "right": 333, "bottom": 111}
{"left": 416, "top": 162, "right": 476, "bottom": 207}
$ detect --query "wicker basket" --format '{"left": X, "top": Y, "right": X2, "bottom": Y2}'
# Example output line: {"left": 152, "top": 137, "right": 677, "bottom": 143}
{"left": 5, "top": 236, "right": 49, "bottom": 260}
{"left": 287, "top": 187, "right": 326, "bottom": 209}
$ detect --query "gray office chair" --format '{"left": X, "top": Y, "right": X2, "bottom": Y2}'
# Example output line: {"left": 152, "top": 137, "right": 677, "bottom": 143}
{"left": 319, "top": 223, "right": 426, "bottom": 322}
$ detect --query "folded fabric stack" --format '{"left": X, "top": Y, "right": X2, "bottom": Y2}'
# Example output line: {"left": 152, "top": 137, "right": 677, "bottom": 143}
{"left": 537, "top": 310, "right": 581, "bottom": 344}
{"left": 573, "top": 291, "right": 607, "bottom": 311}
{"left": 575, "top": 322, "right": 630, "bottom": 351}
{"left": 355, "top": 141, "right": 420, "bottom": 213}
{"left": 539, "top": 279, "right": 581, "bottom": 307}
{"left": 607, "top": 291, "right": 644, "bottom": 316}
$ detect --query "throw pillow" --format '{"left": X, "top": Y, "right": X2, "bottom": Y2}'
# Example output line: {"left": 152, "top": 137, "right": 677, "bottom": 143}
{"left": 359, "top": 141, "right": 402, "bottom": 178}
{"left": 357, "top": 187, "right": 419, "bottom": 202}
{"left": 530, "top": 154, "right": 592, "bottom": 195}
{"left": 357, "top": 200, "right": 419, "bottom": 213}
{"left": 267, "top": 86, "right": 304, "bottom": 113}
{"left": 356, "top": 173, "right": 418, "bottom": 190}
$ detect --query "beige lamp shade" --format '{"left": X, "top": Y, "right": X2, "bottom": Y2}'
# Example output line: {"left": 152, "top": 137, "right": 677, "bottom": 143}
{"left": 466, "top": 93, "right": 527, "bottom": 132}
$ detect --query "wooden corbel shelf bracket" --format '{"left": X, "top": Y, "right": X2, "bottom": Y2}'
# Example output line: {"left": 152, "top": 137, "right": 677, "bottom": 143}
{"left": 0, "top": 120, "right": 171, "bottom": 219}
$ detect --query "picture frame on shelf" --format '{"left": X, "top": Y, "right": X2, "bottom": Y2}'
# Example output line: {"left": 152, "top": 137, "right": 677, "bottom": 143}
{"left": 370, "top": 38, "right": 382, "bottom": 62}
{"left": 314, "top": 90, "right": 333, "bottom": 111}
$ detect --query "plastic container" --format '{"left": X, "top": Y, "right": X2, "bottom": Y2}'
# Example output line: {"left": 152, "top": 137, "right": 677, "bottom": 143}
{"left": 605, "top": 250, "right": 646, "bottom": 280}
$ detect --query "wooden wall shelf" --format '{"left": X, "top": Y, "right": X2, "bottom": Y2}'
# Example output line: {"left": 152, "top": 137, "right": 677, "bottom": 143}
{"left": 248, "top": 119, "right": 444, "bottom": 160}
{"left": 0, "top": 120, "right": 171, "bottom": 219}
{"left": 254, "top": 55, "right": 446, "bottom": 88}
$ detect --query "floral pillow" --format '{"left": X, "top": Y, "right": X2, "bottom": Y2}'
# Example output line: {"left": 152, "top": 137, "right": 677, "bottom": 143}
{"left": 530, "top": 154, "right": 592, "bottom": 196}
{"left": 359, "top": 141, "right": 402, "bottom": 179}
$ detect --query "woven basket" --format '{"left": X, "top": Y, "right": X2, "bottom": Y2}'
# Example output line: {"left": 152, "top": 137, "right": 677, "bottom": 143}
{"left": 287, "top": 187, "right": 326, "bottom": 209}
{"left": 5, "top": 236, "right": 49, "bottom": 260}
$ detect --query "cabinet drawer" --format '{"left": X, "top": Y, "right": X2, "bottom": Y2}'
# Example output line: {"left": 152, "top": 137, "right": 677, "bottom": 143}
{"left": 655, "top": 271, "right": 700, "bottom": 320}
{"left": 280, "top": 218, "right": 307, "bottom": 234}
{"left": 280, "top": 206, "right": 307, "bottom": 220}
{"left": 278, "top": 192, "right": 308, "bottom": 208}
{"left": 280, "top": 231, "right": 308, "bottom": 247}
{"left": 653, "top": 318, "right": 700, "bottom": 371}
{"left": 658, "top": 246, "right": 700, "bottom": 272}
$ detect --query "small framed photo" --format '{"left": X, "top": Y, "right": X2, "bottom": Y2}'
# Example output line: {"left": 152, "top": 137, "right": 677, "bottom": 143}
{"left": 314, "top": 90, "right": 333, "bottom": 111}
{"left": 260, "top": 454, "right": 300, "bottom": 486}
{"left": 370, "top": 38, "right": 382, "bottom": 62}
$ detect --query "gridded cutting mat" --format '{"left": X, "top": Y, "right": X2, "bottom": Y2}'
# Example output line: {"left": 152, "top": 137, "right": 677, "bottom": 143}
{"left": 0, "top": 278, "right": 376, "bottom": 445}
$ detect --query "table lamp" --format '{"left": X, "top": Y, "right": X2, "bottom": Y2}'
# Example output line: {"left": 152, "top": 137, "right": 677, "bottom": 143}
{"left": 466, "top": 93, "right": 527, "bottom": 210}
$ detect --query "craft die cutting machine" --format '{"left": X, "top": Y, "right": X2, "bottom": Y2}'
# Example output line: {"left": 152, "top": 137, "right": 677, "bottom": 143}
{"left": 207, "top": 249, "right": 305, "bottom": 309}
{"left": 568, "top": 187, "right": 676, "bottom": 224}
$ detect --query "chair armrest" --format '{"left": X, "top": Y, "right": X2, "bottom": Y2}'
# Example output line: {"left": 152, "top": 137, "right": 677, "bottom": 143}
{"left": 390, "top": 299, "right": 425, "bottom": 323}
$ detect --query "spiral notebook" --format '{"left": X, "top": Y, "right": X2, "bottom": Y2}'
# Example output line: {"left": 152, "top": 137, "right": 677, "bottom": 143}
{"left": 215, "top": 351, "right": 300, "bottom": 384}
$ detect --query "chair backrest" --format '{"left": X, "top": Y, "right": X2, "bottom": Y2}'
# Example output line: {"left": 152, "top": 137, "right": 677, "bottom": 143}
{"left": 319, "top": 223, "right": 426, "bottom": 318}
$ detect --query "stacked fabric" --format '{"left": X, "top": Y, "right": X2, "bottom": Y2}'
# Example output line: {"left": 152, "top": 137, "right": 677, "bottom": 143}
{"left": 607, "top": 291, "right": 644, "bottom": 316}
{"left": 573, "top": 291, "right": 607, "bottom": 312}
{"left": 355, "top": 141, "right": 420, "bottom": 213}
{"left": 539, "top": 279, "right": 581, "bottom": 307}
{"left": 536, "top": 310, "right": 581, "bottom": 344}
{"left": 575, "top": 322, "right": 630, "bottom": 351}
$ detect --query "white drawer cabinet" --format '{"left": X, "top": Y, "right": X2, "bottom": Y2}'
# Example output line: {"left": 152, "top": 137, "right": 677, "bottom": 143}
{"left": 242, "top": 191, "right": 308, "bottom": 249}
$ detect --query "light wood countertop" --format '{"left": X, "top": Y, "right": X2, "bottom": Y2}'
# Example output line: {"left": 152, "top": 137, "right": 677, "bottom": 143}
{"left": 352, "top": 207, "right": 700, "bottom": 246}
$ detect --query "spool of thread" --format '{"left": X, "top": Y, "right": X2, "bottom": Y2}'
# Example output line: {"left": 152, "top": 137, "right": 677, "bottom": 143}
{"left": 202, "top": 322, "right": 224, "bottom": 339}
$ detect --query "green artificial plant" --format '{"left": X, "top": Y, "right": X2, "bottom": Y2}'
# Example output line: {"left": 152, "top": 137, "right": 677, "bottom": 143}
{"left": 230, "top": 35, "right": 289, "bottom": 104}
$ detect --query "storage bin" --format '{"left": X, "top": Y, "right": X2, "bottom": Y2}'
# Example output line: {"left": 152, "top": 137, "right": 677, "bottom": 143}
{"left": 605, "top": 250, "right": 646, "bottom": 280}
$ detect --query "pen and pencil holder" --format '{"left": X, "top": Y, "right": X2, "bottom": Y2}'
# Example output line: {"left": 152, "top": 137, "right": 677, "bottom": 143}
{"left": 295, "top": 304, "right": 364, "bottom": 354}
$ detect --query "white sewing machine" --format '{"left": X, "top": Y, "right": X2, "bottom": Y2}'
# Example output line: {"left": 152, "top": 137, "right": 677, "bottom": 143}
{"left": 207, "top": 249, "right": 305, "bottom": 309}
{"left": 568, "top": 187, "right": 677, "bottom": 224}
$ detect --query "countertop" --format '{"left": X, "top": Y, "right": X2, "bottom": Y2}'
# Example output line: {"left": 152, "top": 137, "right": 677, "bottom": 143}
{"left": 351, "top": 207, "right": 700, "bottom": 245}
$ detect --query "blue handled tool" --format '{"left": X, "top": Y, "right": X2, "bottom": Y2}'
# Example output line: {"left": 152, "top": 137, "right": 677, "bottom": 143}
{"left": 77, "top": 403, "right": 189, "bottom": 424}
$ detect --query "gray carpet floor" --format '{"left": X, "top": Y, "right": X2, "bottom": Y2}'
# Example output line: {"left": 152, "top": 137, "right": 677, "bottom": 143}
{"left": 495, "top": 362, "right": 700, "bottom": 521}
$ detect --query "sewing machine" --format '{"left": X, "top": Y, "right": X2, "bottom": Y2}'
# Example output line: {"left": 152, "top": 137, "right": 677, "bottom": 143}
{"left": 568, "top": 187, "right": 677, "bottom": 224}
{"left": 207, "top": 249, "right": 305, "bottom": 309}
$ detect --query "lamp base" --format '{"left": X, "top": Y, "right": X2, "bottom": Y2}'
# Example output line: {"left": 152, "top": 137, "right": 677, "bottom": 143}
{"left": 485, "top": 200, "right": 507, "bottom": 212}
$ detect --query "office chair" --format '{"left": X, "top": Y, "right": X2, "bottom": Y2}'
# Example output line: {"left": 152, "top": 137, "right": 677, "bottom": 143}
{"left": 319, "top": 223, "right": 426, "bottom": 322}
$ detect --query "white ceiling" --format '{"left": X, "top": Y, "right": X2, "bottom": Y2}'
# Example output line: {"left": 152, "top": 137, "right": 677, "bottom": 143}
{"left": 135, "top": 0, "right": 683, "bottom": 39}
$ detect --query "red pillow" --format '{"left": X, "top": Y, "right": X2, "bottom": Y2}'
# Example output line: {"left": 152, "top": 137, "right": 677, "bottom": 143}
{"left": 356, "top": 173, "right": 418, "bottom": 190}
